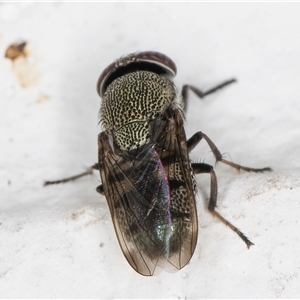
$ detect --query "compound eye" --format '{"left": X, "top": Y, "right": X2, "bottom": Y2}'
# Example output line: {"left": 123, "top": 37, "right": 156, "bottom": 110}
{"left": 97, "top": 60, "right": 119, "bottom": 97}
{"left": 97, "top": 51, "right": 177, "bottom": 97}
{"left": 135, "top": 51, "right": 177, "bottom": 77}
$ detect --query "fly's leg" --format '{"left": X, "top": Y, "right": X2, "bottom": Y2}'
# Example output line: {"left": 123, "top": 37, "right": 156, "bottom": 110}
{"left": 44, "top": 163, "right": 99, "bottom": 186}
{"left": 183, "top": 78, "right": 272, "bottom": 171}
{"left": 181, "top": 79, "right": 236, "bottom": 112}
{"left": 192, "top": 162, "right": 254, "bottom": 248}
{"left": 187, "top": 130, "right": 272, "bottom": 247}
{"left": 187, "top": 132, "right": 272, "bottom": 172}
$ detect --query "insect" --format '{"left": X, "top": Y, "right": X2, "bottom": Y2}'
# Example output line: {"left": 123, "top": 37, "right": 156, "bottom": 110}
{"left": 45, "top": 51, "right": 272, "bottom": 276}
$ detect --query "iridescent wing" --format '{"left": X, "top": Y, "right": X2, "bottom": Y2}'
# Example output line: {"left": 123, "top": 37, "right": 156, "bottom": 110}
{"left": 98, "top": 133, "right": 172, "bottom": 276}
{"left": 152, "top": 107, "right": 198, "bottom": 272}
{"left": 98, "top": 107, "right": 198, "bottom": 275}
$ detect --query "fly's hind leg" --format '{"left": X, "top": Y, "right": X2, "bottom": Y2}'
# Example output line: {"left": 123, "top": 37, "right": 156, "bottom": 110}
{"left": 187, "top": 131, "right": 272, "bottom": 172}
{"left": 44, "top": 163, "right": 99, "bottom": 186}
{"left": 187, "top": 131, "right": 272, "bottom": 247}
{"left": 192, "top": 162, "right": 254, "bottom": 248}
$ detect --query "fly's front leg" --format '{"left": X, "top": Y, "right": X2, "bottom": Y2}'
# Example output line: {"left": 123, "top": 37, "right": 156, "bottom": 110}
{"left": 181, "top": 79, "right": 236, "bottom": 112}
{"left": 44, "top": 163, "right": 99, "bottom": 186}
{"left": 188, "top": 132, "right": 272, "bottom": 172}
{"left": 192, "top": 162, "right": 254, "bottom": 248}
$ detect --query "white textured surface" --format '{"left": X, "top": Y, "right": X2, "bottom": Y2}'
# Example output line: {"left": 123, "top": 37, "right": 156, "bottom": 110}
{"left": 1, "top": 2, "right": 300, "bottom": 298}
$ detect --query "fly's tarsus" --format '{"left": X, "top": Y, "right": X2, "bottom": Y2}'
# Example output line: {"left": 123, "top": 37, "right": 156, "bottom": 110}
{"left": 44, "top": 164, "right": 99, "bottom": 186}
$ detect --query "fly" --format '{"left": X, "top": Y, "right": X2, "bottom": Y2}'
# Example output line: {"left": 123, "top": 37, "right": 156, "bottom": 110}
{"left": 45, "top": 51, "right": 272, "bottom": 276}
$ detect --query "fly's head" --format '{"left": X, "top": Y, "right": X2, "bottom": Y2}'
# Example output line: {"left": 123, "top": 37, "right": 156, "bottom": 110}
{"left": 97, "top": 51, "right": 178, "bottom": 151}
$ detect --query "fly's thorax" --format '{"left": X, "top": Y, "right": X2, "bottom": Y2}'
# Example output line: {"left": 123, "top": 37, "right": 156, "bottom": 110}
{"left": 100, "top": 71, "right": 176, "bottom": 150}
